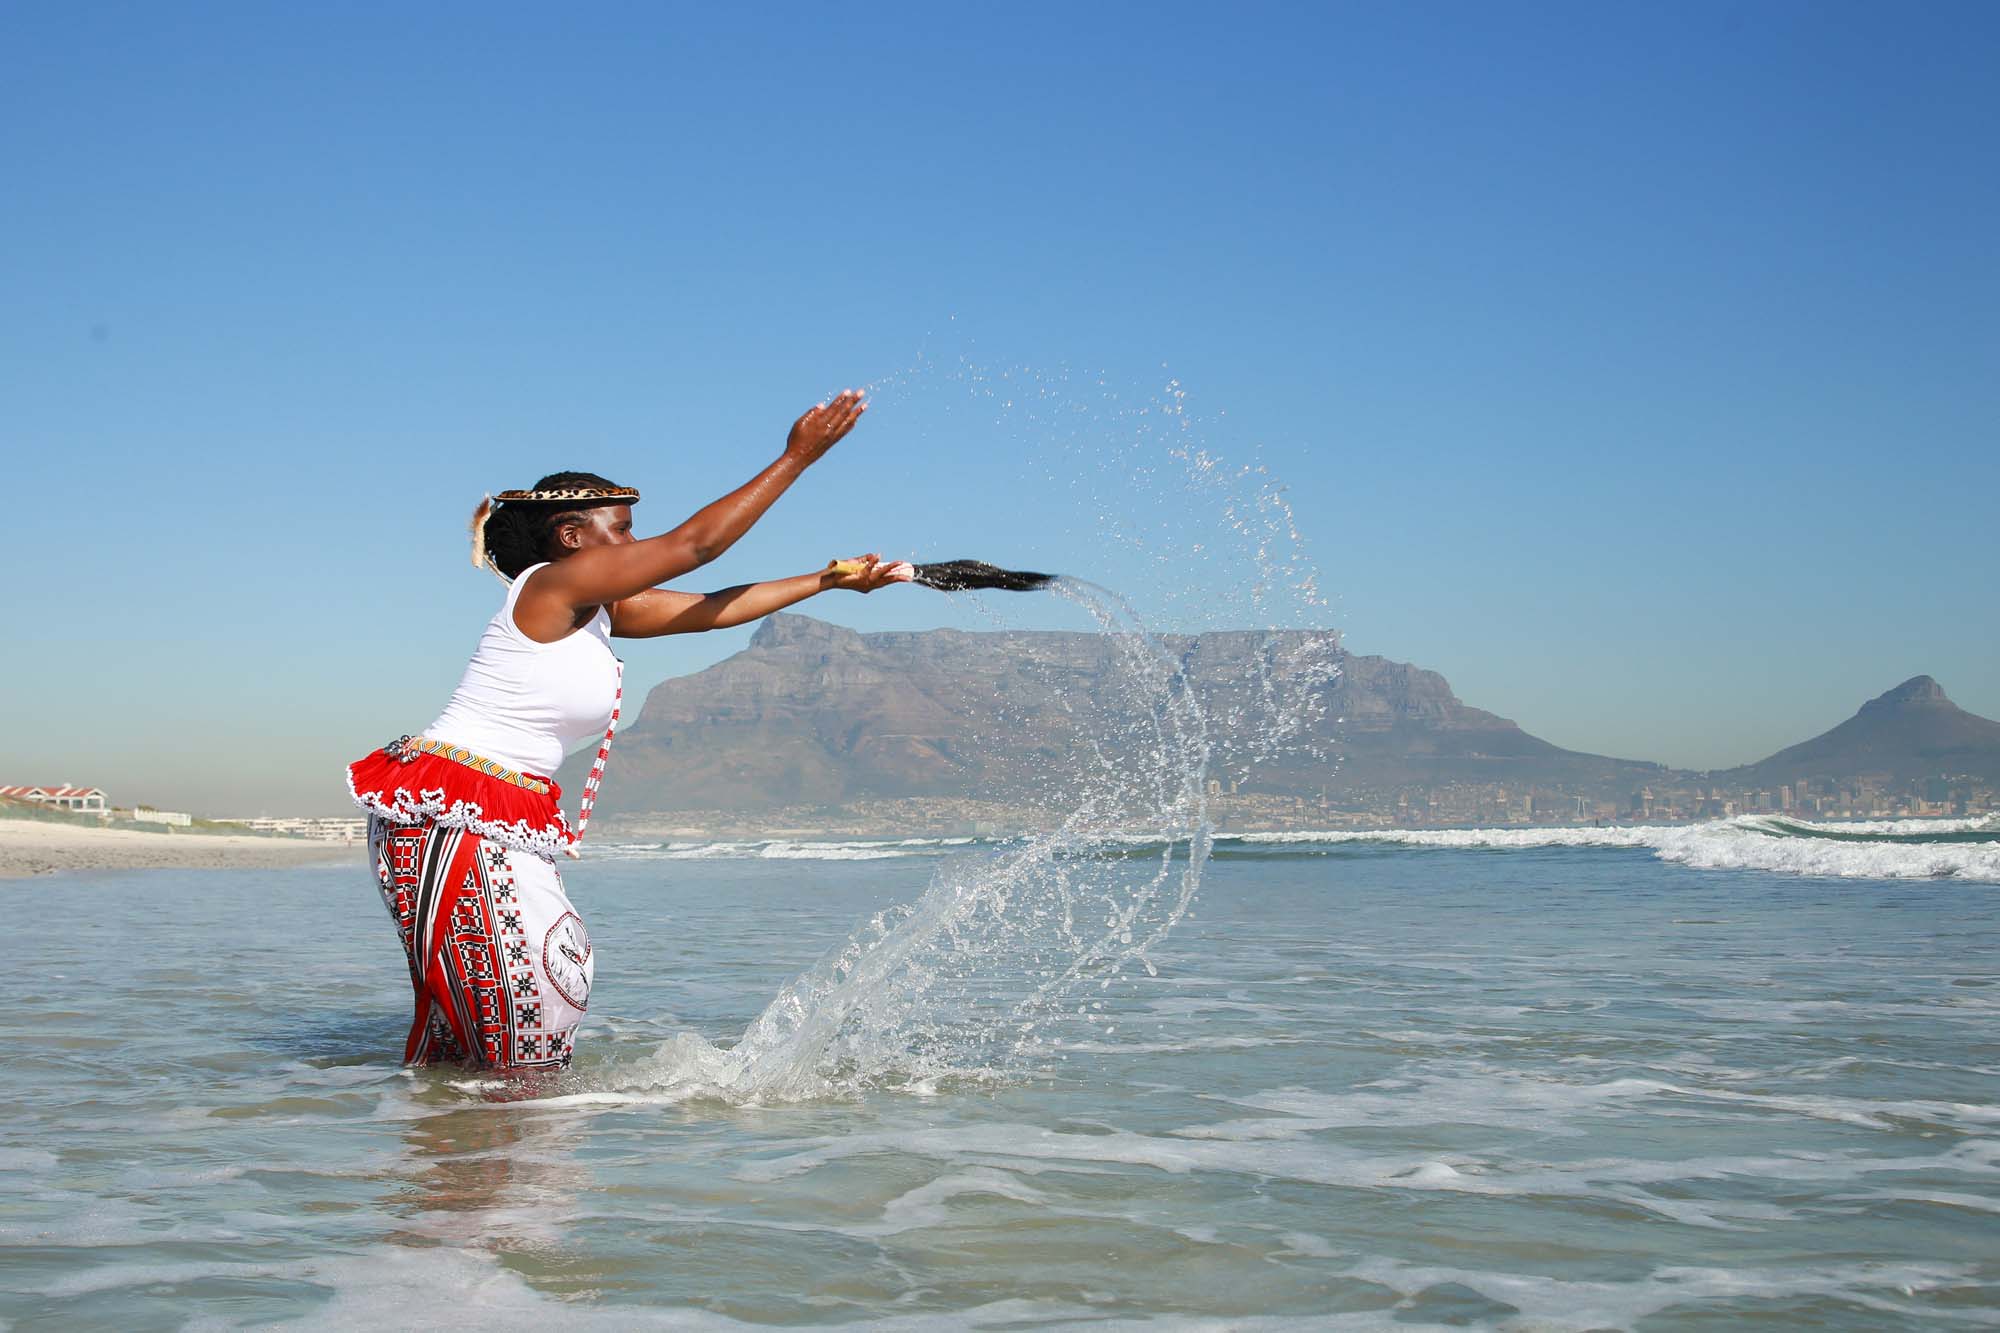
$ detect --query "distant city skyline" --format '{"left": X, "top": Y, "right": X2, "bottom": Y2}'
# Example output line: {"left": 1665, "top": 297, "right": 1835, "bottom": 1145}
{"left": 4, "top": 3, "right": 1996, "bottom": 814}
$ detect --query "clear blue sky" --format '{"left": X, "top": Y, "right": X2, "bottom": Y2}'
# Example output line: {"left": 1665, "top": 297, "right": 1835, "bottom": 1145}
{"left": 4, "top": 1, "right": 1996, "bottom": 814}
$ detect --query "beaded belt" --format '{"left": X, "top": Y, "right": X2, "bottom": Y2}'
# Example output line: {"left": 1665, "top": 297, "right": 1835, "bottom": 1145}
{"left": 383, "top": 735, "right": 551, "bottom": 795}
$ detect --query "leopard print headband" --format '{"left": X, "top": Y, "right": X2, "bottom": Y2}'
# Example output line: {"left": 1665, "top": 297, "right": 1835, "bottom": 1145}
{"left": 492, "top": 485, "right": 641, "bottom": 504}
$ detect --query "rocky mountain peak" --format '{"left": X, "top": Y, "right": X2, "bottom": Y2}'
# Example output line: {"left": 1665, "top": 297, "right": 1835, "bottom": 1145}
{"left": 1733, "top": 673, "right": 2000, "bottom": 784}
{"left": 750, "top": 612, "right": 866, "bottom": 653}
{"left": 1860, "top": 675, "right": 1950, "bottom": 712}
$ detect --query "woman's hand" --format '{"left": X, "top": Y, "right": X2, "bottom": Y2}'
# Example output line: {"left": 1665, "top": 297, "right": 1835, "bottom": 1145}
{"left": 822, "top": 554, "right": 909, "bottom": 593}
{"left": 785, "top": 389, "right": 867, "bottom": 466}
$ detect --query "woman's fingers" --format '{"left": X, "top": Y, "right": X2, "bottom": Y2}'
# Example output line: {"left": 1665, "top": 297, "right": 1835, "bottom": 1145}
{"left": 827, "top": 553, "right": 905, "bottom": 592}
{"left": 797, "top": 390, "right": 864, "bottom": 444}
{"left": 847, "top": 552, "right": 899, "bottom": 593}
{"left": 789, "top": 389, "right": 866, "bottom": 460}
{"left": 827, "top": 392, "right": 865, "bottom": 439}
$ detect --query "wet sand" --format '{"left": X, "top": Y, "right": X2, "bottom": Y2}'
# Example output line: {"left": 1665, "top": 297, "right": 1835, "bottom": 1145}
{"left": 0, "top": 819, "right": 354, "bottom": 879}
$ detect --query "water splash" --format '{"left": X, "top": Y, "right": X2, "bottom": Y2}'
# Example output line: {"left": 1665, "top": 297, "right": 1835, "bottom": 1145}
{"left": 589, "top": 578, "right": 1219, "bottom": 1102}
{"left": 582, "top": 338, "right": 1339, "bottom": 1102}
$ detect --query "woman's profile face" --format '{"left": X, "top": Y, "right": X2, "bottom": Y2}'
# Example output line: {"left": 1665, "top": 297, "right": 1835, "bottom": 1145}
{"left": 556, "top": 505, "right": 636, "bottom": 555}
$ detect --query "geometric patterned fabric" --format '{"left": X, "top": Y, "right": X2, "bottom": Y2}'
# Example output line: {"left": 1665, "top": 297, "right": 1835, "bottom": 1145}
{"left": 368, "top": 815, "right": 593, "bottom": 1070}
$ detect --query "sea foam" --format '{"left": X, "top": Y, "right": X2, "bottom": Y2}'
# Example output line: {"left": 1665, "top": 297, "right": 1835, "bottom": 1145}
{"left": 1232, "top": 817, "right": 2000, "bottom": 881}
{"left": 587, "top": 815, "right": 2000, "bottom": 882}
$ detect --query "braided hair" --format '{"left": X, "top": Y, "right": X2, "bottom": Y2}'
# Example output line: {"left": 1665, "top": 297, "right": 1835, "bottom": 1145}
{"left": 476, "top": 471, "right": 633, "bottom": 579}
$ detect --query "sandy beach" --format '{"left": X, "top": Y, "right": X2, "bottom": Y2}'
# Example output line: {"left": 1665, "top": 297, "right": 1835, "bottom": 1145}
{"left": 0, "top": 819, "right": 355, "bottom": 879}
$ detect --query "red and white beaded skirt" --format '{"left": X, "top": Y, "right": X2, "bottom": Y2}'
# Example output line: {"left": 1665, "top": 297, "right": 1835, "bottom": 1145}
{"left": 346, "top": 746, "right": 575, "bottom": 861}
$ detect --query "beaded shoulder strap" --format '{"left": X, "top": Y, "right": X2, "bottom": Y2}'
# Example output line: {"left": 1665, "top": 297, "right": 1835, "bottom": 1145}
{"left": 566, "top": 659, "right": 622, "bottom": 858}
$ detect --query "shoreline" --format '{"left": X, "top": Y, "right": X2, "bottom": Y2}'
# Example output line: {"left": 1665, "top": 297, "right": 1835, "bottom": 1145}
{"left": 0, "top": 820, "right": 356, "bottom": 879}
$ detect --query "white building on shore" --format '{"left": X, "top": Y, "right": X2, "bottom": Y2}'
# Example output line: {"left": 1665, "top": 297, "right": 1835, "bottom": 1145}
{"left": 213, "top": 816, "right": 367, "bottom": 843}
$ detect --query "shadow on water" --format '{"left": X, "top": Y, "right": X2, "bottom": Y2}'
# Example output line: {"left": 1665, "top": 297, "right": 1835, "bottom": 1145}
{"left": 238, "top": 1010, "right": 408, "bottom": 1068}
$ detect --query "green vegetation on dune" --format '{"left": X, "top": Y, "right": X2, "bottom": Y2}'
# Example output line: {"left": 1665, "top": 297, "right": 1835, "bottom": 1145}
{"left": 0, "top": 800, "right": 103, "bottom": 826}
{"left": 0, "top": 800, "right": 311, "bottom": 839}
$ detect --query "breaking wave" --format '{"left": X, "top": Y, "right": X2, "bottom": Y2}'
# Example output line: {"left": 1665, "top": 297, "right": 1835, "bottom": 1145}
{"left": 1237, "top": 815, "right": 2000, "bottom": 881}
{"left": 589, "top": 815, "right": 2000, "bottom": 883}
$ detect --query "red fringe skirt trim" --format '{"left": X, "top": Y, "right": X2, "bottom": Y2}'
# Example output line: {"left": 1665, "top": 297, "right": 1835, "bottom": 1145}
{"left": 347, "top": 748, "right": 573, "bottom": 860}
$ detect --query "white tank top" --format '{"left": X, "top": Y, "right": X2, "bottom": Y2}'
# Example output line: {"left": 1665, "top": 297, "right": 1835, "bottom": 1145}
{"left": 426, "top": 563, "right": 620, "bottom": 777}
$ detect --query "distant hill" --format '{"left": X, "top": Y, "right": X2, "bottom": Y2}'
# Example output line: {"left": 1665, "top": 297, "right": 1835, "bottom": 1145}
{"left": 1326, "top": 653, "right": 1659, "bottom": 793}
{"left": 563, "top": 613, "right": 1659, "bottom": 817}
{"left": 1726, "top": 676, "right": 2000, "bottom": 785}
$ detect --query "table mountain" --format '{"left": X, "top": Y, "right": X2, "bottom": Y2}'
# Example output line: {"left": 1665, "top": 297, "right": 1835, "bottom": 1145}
{"left": 563, "top": 612, "right": 1655, "bottom": 817}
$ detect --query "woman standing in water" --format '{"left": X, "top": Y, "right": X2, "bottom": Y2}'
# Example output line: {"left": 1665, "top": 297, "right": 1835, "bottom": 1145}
{"left": 347, "top": 389, "right": 902, "bottom": 1072}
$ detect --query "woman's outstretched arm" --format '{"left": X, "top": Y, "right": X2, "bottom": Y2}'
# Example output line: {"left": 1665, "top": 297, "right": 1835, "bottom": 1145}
{"left": 534, "top": 390, "right": 867, "bottom": 612}
{"left": 609, "top": 555, "right": 903, "bottom": 638}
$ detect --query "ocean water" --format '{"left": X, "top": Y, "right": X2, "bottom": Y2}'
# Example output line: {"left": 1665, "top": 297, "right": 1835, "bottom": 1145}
{"left": 10, "top": 383, "right": 1996, "bottom": 1326}
{"left": 7, "top": 827, "right": 1999, "bottom": 1329}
